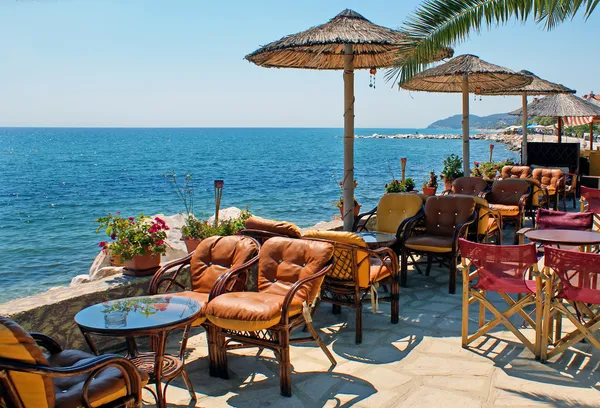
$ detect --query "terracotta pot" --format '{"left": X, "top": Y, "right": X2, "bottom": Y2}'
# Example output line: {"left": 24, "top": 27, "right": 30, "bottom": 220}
{"left": 123, "top": 253, "right": 161, "bottom": 277}
{"left": 183, "top": 238, "right": 202, "bottom": 253}
{"left": 422, "top": 187, "right": 437, "bottom": 196}
{"left": 111, "top": 254, "right": 124, "bottom": 267}
{"left": 444, "top": 179, "right": 453, "bottom": 191}
{"left": 338, "top": 202, "right": 361, "bottom": 218}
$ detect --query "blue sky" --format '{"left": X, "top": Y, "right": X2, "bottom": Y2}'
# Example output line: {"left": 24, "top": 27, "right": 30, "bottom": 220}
{"left": 0, "top": 0, "right": 598, "bottom": 128}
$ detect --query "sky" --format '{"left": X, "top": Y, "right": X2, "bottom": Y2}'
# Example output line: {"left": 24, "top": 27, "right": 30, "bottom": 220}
{"left": 0, "top": 0, "right": 598, "bottom": 128}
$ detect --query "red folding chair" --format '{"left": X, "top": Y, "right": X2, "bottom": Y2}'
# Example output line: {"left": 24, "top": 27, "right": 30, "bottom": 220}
{"left": 580, "top": 186, "right": 600, "bottom": 230}
{"left": 541, "top": 247, "right": 600, "bottom": 362}
{"left": 459, "top": 239, "right": 542, "bottom": 358}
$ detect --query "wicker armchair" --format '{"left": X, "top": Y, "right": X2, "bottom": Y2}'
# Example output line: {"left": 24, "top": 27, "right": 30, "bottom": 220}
{"left": 442, "top": 177, "right": 489, "bottom": 197}
{"left": 303, "top": 230, "right": 399, "bottom": 344}
{"left": 0, "top": 316, "right": 146, "bottom": 408}
{"left": 205, "top": 237, "right": 336, "bottom": 397}
{"left": 148, "top": 235, "right": 260, "bottom": 376}
{"left": 484, "top": 179, "right": 530, "bottom": 243}
{"left": 532, "top": 168, "right": 564, "bottom": 210}
{"left": 239, "top": 216, "right": 302, "bottom": 244}
{"left": 559, "top": 172, "right": 578, "bottom": 210}
{"left": 401, "top": 195, "right": 477, "bottom": 294}
{"left": 501, "top": 165, "right": 532, "bottom": 179}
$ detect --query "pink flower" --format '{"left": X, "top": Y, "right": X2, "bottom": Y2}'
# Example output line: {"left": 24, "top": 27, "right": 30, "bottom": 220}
{"left": 128, "top": 217, "right": 134, "bottom": 221}
{"left": 155, "top": 240, "right": 165, "bottom": 246}
{"left": 116, "top": 212, "right": 121, "bottom": 216}
{"left": 155, "top": 217, "right": 166, "bottom": 226}
{"left": 474, "top": 161, "right": 480, "bottom": 166}
{"left": 98, "top": 241, "right": 107, "bottom": 248}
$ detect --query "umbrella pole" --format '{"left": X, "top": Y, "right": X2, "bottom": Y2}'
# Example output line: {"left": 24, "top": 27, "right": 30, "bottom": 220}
{"left": 342, "top": 43, "right": 355, "bottom": 231}
{"left": 591, "top": 122, "right": 594, "bottom": 150}
{"left": 557, "top": 117, "right": 563, "bottom": 143}
{"left": 461, "top": 74, "right": 470, "bottom": 175}
{"left": 522, "top": 93, "right": 528, "bottom": 165}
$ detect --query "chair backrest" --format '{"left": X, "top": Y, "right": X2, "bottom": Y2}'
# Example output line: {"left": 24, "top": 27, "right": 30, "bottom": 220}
{"left": 545, "top": 247, "right": 600, "bottom": 304}
{"left": 532, "top": 168, "right": 563, "bottom": 191}
{"left": 581, "top": 186, "right": 600, "bottom": 213}
{"left": 190, "top": 235, "right": 259, "bottom": 293}
{"left": 501, "top": 165, "right": 532, "bottom": 179}
{"left": 489, "top": 179, "right": 529, "bottom": 205}
{"left": 303, "top": 230, "right": 371, "bottom": 287}
{"left": 536, "top": 208, "right": 593, "bottom": 231}
{"left": 424, "top": 195, "right": 476, "bottom": 237}
{"left": 0, "top": 317, "right": 54, "bottom": 408}
{"left": 257, "top": 237, "right": 334, "bottom": 305}
{"left": 459, "top": 239, "right": 538, "bottom": 287}
{"left": 451, "top": 177, "right": 488, "bottom": 196}
{"left": 241, "top": 216, "right": 302, "bottom": 243}
{"left": 375, "top": 193, "right": 423, "bottom": 235}
{"left": 472, "top": 196, "right": 494, "bottom": 235}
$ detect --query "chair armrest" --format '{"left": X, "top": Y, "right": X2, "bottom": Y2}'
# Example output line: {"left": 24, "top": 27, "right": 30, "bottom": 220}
{"left": 400, "top": 210, "right": 425, "bottom": 242}
{"left": 452, "top": 211, "right": 478, "bottom": 252}
{"left": 30, "top": 333, "right": 63, "bottom": 354}
{"left": 396, "top": 209, "right": 425, "bottom": 243}
{"left": 369, "top": 246, "right": 399, "bottom": 279}
{"left": 148, "top": 254, "right": 193, "bottom": 295}
{"left": 352, "top": 206, "right": 377, "bottom": 232}
{"left": 516, "top": 227, "right": 533, "bottom": 236}
{"left": 208, "top": 255, "right": 260, "bottom": 300}
{"left": 280, "top": 263, "right": 332, "bottom": 325}
{"left": 441, "top": 189, "right": 452, "bottom": 196}
{"left": 518, "top": 189, "right": 531, "bottom": 212}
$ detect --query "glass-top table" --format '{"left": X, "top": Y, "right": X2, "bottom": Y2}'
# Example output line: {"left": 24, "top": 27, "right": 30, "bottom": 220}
{"left": 75, "top": 294, "right": 201, "bottom": 408}
{"left": 355, "top": 231, "right": 398, "bottom": 248}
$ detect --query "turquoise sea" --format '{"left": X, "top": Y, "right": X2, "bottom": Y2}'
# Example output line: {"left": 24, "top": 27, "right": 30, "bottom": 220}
{"left": 0, "top": 127, "right": 518, "bottom": 303}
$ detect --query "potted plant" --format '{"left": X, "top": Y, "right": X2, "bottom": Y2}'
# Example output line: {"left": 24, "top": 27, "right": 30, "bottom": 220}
{"left": 422, "top": 171, "right": 438, "bottom": 196}
{"left": 404, "top": 177, "right": 416, "bottom": 192}
{"left": 441, "top": 154, "right": 464, "bottom": 190}
{"left": 96, "top": 213, "right": 169, "bottom": 276}
{"left": 480, "top": 161, "right": 498, "bottom": 180}
{"left": 384, "top": 179, "right": 407, "bottom": 194}
{"left": 471, "top": 162, "right": 483, "bottom": 178}
{"left": 164, "top": 171, "right": 203, "bottom": 252}
{"left": 335, "top": 179, "right": 361, "bottom": 217}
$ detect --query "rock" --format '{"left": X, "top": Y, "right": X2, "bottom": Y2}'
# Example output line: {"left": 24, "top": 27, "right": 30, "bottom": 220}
{"left": 207, "top": 207, "right": 243, "bottom": 224}
{"left": 70, "top": 274, "right": 90, "bottom": 286}
{"left": 90, "top": 267, "right": 124, "bottom": 281}
{"left": 153, "top": 213, "right": 188, "bottom": 262}
{"left": 88, "top": 250, "right": 111, "bottom": 276}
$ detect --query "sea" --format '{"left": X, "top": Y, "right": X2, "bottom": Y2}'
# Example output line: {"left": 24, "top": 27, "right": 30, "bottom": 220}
{"left": 0, "top": 127, "right": 518, "bottom": 303}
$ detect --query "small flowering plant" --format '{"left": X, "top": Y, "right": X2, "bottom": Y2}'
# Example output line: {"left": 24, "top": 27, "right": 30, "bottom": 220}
{"left": 96, "top": 213, "right": 169, "bottom": 260}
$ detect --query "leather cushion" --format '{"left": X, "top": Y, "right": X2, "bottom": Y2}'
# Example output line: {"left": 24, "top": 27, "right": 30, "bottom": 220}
{"left": 532, "top": 168, "right": 563, "bottom": 190}
{"left": 0, "top": 317, "right": 53, "bottom": 408}
{"left": 501, "top": 166, "right": 531, "bottom": 179}
{"left": 488, "top": 203, "right": 520, "bottom": 217}
{"left": 452, "top": 177, "right": 488, "bottom": 196}
{"left": 489, "top": 179, "right": 528, "bottom": 205}
{"left": 205, "top": 292, "right": 303, "bottom": 331}
{"left": 536, "top": 209, "right": 593, "bottom": 231}
{"left": 171, "top": 291, "right": 209, "bottom": 325}
{"left": 404, "top": 235, "right": 454, "bottom": 253}
{"left": 257, "top": 237, "right": 334, "bottom": 305}
{"left": 375, "top": 193, "right": 423, "bottom": 234}
{"left": 424, "top": 195, "right": 476, "bottom": 237}
{"left": 190, "top": 235, "right": 258, "bottom": 293}
{"left": 244, "top": 216, "right": 302, "bottom": 238}
{"left": 49, "top": 350, "right": 148, "bottom": 408}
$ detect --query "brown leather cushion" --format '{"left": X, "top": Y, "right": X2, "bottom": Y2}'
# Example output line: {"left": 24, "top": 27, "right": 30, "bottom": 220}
{"left": 171, "top": 291, "right": 209, "bottom": 325}
{"left": 205, "top": 292, "right": 303, "bottom": 331}
{"left": 244, "top": 216, "right": 302, "bottom": 238}
{"left": 49, "top": 350, "right": 148, "bottom": 408}
{"left": 532, "top": 168, "right": 563, "bottom": 190}
{"left": 424, "top": 195, "right": 476, "bottom": 237}
{"left": 488, "top": 203, "right": 520, "bottom": 217}
{"left": 501, "top": 166, "right": 531, "bottom": 179}
{"left": 404, "top": 235, "right": 454, "bottom": 253}
{"left": 190, "top": 235, "right": 259, "bottom": 293}
{"left": 257, "top": 237, "right": 334, "bottom": 305}
{"left": 452, "top": 177, "right": 488, "bottom": 196}
{"left": 489, "top": 179, "right": 529, "bottom": 205}
{"left": 369, "top": 257, "right": 392, "bottom": 283}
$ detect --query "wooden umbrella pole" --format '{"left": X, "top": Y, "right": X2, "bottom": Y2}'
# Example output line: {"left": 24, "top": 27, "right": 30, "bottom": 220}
{"left": 461, "top": 74, "right": 470, "bottom": 175}
{"left": 557, "top": 117, "right": 563, "bottom": 143}
{"left": 342, "top": 43, "right": 355, "bottom": 232}
{"left": 522, "top": 93, "right": 528, "bottom": 164}
{"left": 591, "top": 122, "right": 595, "bottom": 150}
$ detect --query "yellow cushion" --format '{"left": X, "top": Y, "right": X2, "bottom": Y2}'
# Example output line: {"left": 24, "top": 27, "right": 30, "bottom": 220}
{"left": 303, "top": 230, "right": 371, "bottom": 287}
{"left": 488, "top": 203, "right": 520, "bottom": 217}
{"left": 375, "top": 193, "right": 423, "bottom": 234}
{"left": 472, "top": 197, "right": 499, "bottom": 235}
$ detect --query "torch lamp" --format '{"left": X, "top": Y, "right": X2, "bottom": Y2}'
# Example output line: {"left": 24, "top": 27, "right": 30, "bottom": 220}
{"left": 401, "top": 158, "right": 407, "bottom": 182}
{"left": 214, "top": 180, "right": 224, "bottom": 226}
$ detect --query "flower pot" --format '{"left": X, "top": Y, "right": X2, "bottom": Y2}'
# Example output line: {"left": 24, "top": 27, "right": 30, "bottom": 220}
{"left": 183, "top": 238, "right": 202, "bottom": 253}
{"left": 123, "top": 253, "right": 161, "bottom": 277}
{"left": 444, "top": 179, "right": 453, "bottom": 191}
{"left": 111, "top": 254, "right": 124, "bottom": 267}
{"left": 422, "top": 187, "right": 437, "bottom": 196}
{"left": 338, "top": 203, "right": 362, "bottom": 218}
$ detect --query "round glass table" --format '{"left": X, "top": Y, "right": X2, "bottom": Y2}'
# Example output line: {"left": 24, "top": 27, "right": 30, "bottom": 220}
{"left": 355, "top": 231, "right": 398, "bottom": 248}
{"left": 524, "top": 229, "right": 600, "bottom": 248}
{"left": 75, "top": 294, "right": 202, "bottom": 408}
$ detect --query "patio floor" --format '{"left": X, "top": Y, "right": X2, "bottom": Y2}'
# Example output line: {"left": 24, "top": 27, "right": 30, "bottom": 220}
{"left": 143, "top": 251, "right": 600, "bottom": 407}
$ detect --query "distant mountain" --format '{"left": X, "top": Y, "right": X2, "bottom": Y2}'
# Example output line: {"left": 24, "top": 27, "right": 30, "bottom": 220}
{"left": 427, "top": 113, "right": 517, "bottom": 129}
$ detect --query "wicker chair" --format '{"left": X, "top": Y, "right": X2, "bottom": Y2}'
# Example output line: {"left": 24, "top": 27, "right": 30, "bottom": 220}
{"left": 401, "top": 195, "right": 477, "bottom": 294}
{"left": 303, "top": 230, "right": 399, "bottom": 344}
{"left": 484, "top": 179, "right": 530, "bottom": 243}
{"left": 0, "top": 316, "right": 146, "bottom": 408}
{"left": 442, "top": 176, "right": 489, "bottom": 196}
{"left": 501, "top": 165, "right": 532, "bottom": 179}
{"left": 560, "top": 172, "right": 578, "bottom": 210}
{"left": 532, "top": 168, "right": 564, "bottom": 210}
{"left": 205, "top": 237, "right": 336, "bottom": 397}
{"left": 239, "top": 216, "right": 302, "bottom": 244}
{"left": 148, "top": 235, "right": 260, "bottom": 376}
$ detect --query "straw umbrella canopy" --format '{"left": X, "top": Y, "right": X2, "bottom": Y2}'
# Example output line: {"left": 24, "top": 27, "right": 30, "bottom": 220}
{"left": 480, "top": 70, "right": 575, "bottom": 162}
{"left": 509, "top": 93, "right": 600, "bottom": 144}
{"left": 400, "top": 54, "right": 532, "bottom": 175}
{"left": 245, "top": 9, "right": 451, "bottom": 231}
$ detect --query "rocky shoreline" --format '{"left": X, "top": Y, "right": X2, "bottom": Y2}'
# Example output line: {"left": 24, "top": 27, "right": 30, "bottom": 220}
{"left": 355, "top": 132, "right": 522, "bottom": 151}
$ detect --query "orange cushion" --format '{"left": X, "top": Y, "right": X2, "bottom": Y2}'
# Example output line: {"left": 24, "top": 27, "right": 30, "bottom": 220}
{"left": 244, "top": 216, "right": 302, "bottom": 238}
{"left": 171, "top": 291, "right": 209, "bottom": 325}
{"left": 488, "top": 203, "right": 520, "bottom": 217}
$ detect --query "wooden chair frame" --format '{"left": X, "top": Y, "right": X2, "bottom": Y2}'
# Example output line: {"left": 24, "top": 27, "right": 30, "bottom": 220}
{"left": 304, "top": 238, "right": 399, "bottom": 344}
{"left": 484, "top": 185, "right": 530, "bottom": 244}
{"left": 460, "top": 257, "right": 543, "bottom": 359}
{"left": 580, "top": 190, "right": 600, "bottom": 231}
{"left": 0, "top": 333, "right": 143, "bottom": 408}
{"left": 208, "top": 261, "right": 336, "bottom": 397}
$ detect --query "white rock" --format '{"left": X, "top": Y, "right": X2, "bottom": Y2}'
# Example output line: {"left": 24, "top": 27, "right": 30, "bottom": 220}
{"left": 70, "top": 275, "right": 90, "bottom": 286}
{"left": 90, "top": 267, "right": 124, "bottom": 281}
{"left": 153, "top": 213, "right": 188, "bottom": 262}
{"left": 89, "top": 250, "right": 111, "bottom": 276}
{"left": 207, "top": 207, "right": 243, "bottom": 225}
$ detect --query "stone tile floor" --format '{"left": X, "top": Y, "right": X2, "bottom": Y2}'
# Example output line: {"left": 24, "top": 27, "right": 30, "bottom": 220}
{"left": 143, "top": 267, "right": 600, "bottom": 407}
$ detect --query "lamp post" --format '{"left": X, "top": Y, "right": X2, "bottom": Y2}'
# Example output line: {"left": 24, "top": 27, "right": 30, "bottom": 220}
{"left": 401, "top": 158, "right": 407, "bottom": 182}
{"left": 214, "top": 180, "right": 224, "bottom": 226}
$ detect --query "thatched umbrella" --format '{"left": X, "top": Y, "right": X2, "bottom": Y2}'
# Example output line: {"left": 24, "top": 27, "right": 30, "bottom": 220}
{"left": 400, "top": 54, "right": 532, "bottom": 174}
{"left": 509, "top": 93, "right": 600, "bottom": 144}
{"left": 245, "top": 9, "right": 451, "bottom": 231}
{"left": 480, "top": 71, "right": 575, "bottom": 162}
